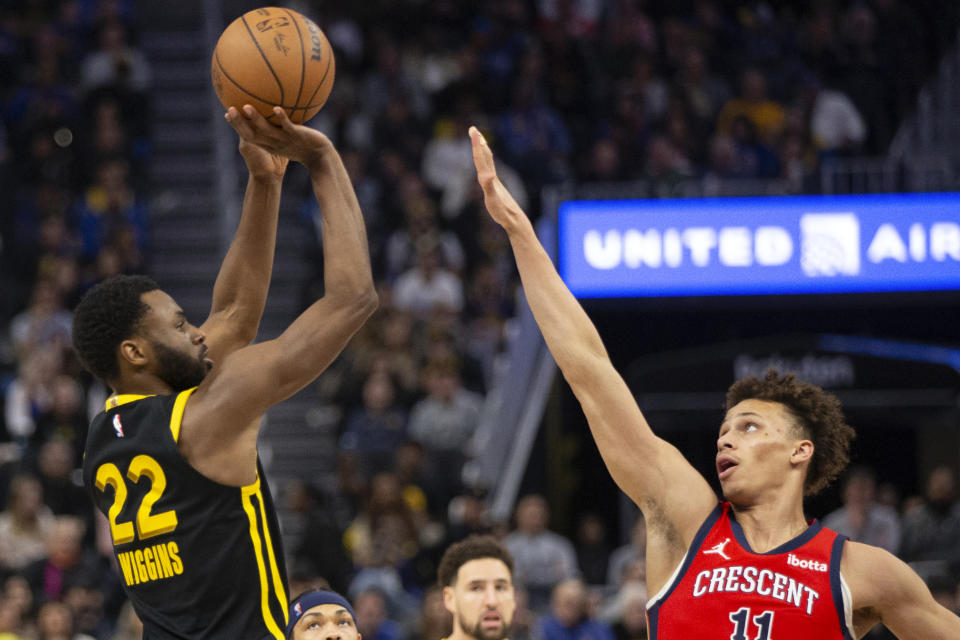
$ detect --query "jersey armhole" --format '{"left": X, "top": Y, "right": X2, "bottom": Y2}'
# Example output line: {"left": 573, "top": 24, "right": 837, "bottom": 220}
{"left": 169, "top": 387, "right": 198, "bottom": 443}
{"left": 646, "top": 502, "right": 723, "bottom": 610}
{"left": 839, "top": 573, "right": 856, "bottom": 639}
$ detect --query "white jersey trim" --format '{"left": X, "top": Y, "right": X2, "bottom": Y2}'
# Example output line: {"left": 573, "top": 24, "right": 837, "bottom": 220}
{"left": 646, "top": 550, "right": 689, "bottom": 610}
{"left": 840, "top": 572, "right": 855, "bottom": 638}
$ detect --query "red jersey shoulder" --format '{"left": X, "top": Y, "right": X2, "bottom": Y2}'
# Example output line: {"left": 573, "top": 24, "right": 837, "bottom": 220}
{"left": 647, "top": 502, "right": 853, "bottom": 640}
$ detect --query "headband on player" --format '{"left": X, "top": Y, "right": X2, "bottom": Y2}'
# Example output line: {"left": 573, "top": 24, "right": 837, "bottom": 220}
{"left": 286, "top": 590, "right": 356, "bottom": 638}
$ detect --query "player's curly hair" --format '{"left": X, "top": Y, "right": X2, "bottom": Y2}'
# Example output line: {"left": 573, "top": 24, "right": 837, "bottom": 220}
{"left": 726, "top": 369, "right": 855, "bottom": 497}
{"left": 72, "top": 275, "right": 159, "bottom": 383}
{"left": 437, "top": 535, "right": 514, "bottom": 588}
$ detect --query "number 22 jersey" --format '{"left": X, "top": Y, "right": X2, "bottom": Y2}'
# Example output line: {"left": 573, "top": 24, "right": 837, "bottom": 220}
{"left": 646, "top": 502, "right": 855, "bottom": 639}
{"left": 82, "top": 388, "right": 289, "bottom": 640}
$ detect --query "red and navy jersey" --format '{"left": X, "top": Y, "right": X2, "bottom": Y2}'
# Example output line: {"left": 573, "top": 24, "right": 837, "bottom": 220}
{"left": 647, "top": 502, "right": 853, "bottom": 640}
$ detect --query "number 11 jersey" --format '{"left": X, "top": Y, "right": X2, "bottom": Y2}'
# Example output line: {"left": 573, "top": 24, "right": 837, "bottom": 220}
{"left": 82, "top": 388, "right": 289, "bottom": 640}
{"left": 646, "top": 502, "right": 854, "bottom": 639}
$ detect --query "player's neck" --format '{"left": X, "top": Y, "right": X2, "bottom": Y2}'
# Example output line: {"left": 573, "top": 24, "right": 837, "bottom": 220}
{"left": 730, "top": 498, "right": 809, "bottom": 553}
{"left": 112, "top": 372, "right": 174, "bottom": 398}
{"left": 446, "top": 624, "right": 476, "bottom": 640}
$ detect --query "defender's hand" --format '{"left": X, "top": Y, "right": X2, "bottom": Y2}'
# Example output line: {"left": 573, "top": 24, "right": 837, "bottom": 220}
{"left": 470, "top": 126, "right": 526, "bottom": 233}
{"left": 225, "top": 105, "right": 332, "bottom": 170}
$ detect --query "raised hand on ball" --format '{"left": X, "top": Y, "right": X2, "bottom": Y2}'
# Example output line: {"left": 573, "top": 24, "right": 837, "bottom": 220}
{"left": 225, "top": 105, "right": 332, "bottom": 171}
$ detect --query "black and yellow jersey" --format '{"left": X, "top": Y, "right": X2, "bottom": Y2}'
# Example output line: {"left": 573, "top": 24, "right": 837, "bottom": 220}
{"left": 82, "top": 388, "right": 289, "bottom": 640}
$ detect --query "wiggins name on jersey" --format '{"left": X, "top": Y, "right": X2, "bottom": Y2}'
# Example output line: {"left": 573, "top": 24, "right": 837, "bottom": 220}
{"left": 82, "top": 388, "right": 289, "bottom": 640}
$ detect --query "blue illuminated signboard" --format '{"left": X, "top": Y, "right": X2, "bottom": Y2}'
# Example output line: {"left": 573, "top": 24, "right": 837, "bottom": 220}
{"left": 557, "top": 193, "right": 960, "bottom": 298}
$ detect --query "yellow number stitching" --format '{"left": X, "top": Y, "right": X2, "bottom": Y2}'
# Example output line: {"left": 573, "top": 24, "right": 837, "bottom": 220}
{"left": 127, "top": 455, "right": 178, "bottom": 540}
{"left": 94, "top": 455, "right": 178, "bottom": 546}
{"left": 94, "top": 463, "right": 136, "bottom": 545}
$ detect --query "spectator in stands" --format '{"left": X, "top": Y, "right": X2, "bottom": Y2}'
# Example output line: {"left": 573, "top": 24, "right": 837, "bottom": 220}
{"left": 62, "top": 577, "right": 109, "bottom": 640}
{"left": 79, "top": 19, "right": 150, "bottom": 95}
{"left": 408, "top": 584, "right": 451, "bottom": 640}
{"left": 72, "top": 156, "right": 147, "bottom": 264}
{"left": 9, "top": 277, "right": 72, "bottom": 361}
{"left": 393, "top": 240, "right": 464, "bottom": 317}
{"left": 675, "top": 45, "right": 730, "bottom": 137}
{"left": 901, "top": 465, "right": 960, "bottom": 580}
{"left": 496, "top": 74, "right": 571, "bottom": 190}
{"left": 535, "top": 579, "right": 614, "bottom": 640}
{"left": 30, "top": 378, "right": 87, "bottom": 462}
{"left": 503, "top": 495, "right": 578, "bottom": 613}
{"left": 0, "top": 594, "right": 29, "bottom": 640}
{"left": 574, "top": 514, "right": 610, "bottom": 587}
{"left": 407, "top": 356, "right": 483, "bottom": 509}
{"left": 824, "top": 466, "right": 901, "bottom": 554}
{"left": 0, "top": 474, "right": 55, "bottom": 572}
{"left": 717, "top": 67, "right": 785, "bottom": 146}
{"left": 33, "top": 601, "right": 94, "bottom": 640}
{"left": 340, "top": 370, "right": 408, "bottom": 475}
{"left": 606, "top": 517, "right": 646, "bottom": 589}
{"left": 809, "top": 85, "right": 867, "bottom": 157}
{"left": 605, "top": 582, "right": 648, "bottom": 640}
{"left": 4, "top": 345, "right": 63, "bottom": 448}
{"left": 353, "top": 588, "right": 403, "bottom": 640}
{"left": 384, "top": 174, "right": 465, "bottom": 282}
{"left": 23, "top": 516, "right": 104, "bottom": 606}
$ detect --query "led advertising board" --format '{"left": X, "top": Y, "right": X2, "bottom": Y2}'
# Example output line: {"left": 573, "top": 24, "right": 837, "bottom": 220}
{"left": 557, "top": 192, "right": 960, "bottom": 298}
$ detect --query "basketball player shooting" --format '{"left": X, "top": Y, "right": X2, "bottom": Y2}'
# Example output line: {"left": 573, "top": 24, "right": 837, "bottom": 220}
{"left": 72, "top": 107, "right": 377, "bottom": 639}
{"left": 469, "top": 126, "right": 960, "bottom": 639}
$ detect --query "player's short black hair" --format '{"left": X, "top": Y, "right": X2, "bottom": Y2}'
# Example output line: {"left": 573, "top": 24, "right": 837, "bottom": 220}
{"left": 437, "top": 535, "right": 513, "bottom": 588}
{"left": 72, "top": 275, "right": 159, "bottom": 383}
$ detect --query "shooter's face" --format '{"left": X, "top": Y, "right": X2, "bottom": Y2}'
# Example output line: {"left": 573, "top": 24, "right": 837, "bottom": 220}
{"left": 138, "top": 290, "right": 211, "bottom": 391}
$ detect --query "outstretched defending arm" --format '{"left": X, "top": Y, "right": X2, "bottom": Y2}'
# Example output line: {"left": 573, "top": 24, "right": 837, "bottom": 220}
{"left": 469, "top": 127, "right": 716, "bottom": 563}
{"left": 200, "top": 106, "right": 289, "bottom": 361}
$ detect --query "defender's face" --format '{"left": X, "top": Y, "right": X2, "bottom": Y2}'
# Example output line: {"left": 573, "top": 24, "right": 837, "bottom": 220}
{"left": 138, "top": 290, "right": 210, "bottom": 390}
{"left": 716, "top": 399, "right": 807, "bottom": 504}
{"left": 444, "top": 559, "right": 515, "bottom": 640}
{"left": 292, "top": 604, "right": 360, "bottom": 640}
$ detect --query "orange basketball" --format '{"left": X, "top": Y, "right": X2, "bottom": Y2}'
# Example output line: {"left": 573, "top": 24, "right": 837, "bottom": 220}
{"left": 211, "top": 6, "right": 335, "bottom": 124}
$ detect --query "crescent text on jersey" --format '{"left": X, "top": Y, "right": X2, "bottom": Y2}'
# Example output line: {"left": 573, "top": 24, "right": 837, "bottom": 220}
{"left": 691, "top": 565, "right": 821, "bottom": 615}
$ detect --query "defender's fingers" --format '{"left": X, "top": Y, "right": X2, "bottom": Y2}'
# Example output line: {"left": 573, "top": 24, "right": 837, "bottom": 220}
{"left": 469, "top": 126, "right": 494, "bottom": 172}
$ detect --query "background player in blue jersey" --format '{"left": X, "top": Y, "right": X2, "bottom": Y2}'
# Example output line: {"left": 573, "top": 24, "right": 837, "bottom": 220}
{"left": 72, "top": 106, "right": 377, "bottom": 639}
{"left": 468, "top": 125, "right": 960, "bottom": 639}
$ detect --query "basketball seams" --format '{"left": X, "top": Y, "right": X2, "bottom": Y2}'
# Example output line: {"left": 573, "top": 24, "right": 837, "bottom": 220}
{"left": 302, "top": 41, "right": 334, "bottom": 115}
{"left": 214, "top": 52, "right": 277, "bottom": 106}
{"left": 281, "top": 9, "right": 306, "bottom": 123}
{"left": 240, "top": 13, "right": 285, "bottom": 107}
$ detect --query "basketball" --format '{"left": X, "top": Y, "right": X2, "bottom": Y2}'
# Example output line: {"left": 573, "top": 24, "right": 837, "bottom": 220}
{"left": 211, "top": 6, "right": 335, "bottom": 124}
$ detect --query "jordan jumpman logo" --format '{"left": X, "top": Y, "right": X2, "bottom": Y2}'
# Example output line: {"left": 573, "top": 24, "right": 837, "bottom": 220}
{"left": 704, "top": 538, "right": 731, "bottom": 560}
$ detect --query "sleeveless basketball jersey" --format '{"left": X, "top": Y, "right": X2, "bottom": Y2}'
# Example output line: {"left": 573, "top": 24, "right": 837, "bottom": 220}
{"left": 82, "top": 389, "right": 289, "bottom": 640}
{"left": 647, "top": 502, "right": 854, "bottom": 640}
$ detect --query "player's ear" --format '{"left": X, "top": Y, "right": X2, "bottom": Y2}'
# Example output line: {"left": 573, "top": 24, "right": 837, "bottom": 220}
{"left": 790, "top": 439, "right": 813, "bottom": 465}
{"left": 119, "top": 337, "right": 149, "bottom": 368}
{"left": 443, "top": 585, "right": 456, "bottom": 614}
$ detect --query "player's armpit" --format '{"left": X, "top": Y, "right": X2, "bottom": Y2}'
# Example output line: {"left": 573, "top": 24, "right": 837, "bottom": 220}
{"left": 844, "top": 542, "right": 960, "bottom": 639}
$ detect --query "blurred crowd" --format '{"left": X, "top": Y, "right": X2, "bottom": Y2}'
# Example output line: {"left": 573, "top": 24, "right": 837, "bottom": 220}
{"left": 0, "top": 0, "right": 959, "bottom": 638}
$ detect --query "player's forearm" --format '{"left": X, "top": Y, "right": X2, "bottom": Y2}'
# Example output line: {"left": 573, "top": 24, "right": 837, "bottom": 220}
{"left": 307, "top": 148, "right": 376, "bottom": 303}
{"left": 209, "top": 174, "right": 282, "bottom": 337}
{"left": 506, "top": 218, "right": 610, "bottom": 387}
